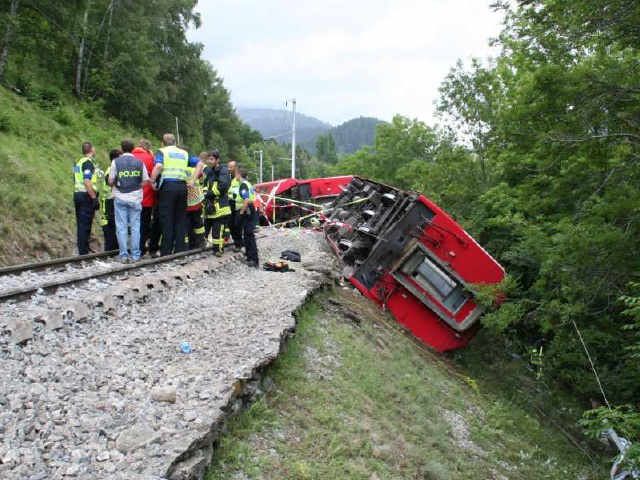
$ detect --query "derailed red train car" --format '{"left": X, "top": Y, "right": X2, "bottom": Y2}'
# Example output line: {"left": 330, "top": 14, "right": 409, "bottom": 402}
{"left": 324, "top": 177, "right": 505, "bottom": 351}
{"left": 255, "top": 176, "right": 353, "bottom": 224}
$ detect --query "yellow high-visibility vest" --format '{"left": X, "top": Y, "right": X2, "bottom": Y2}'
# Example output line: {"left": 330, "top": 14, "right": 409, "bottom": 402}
{"left": 159, "top": 145, "right": 189, "bottom": 181}
{"left": 73, "top": 156, "right": 97, "bottom": 193}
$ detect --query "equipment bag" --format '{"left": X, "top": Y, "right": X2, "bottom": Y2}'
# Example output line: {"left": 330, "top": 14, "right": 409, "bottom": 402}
{"left": 280, "top": 250, "right": 301, "bottom": 262}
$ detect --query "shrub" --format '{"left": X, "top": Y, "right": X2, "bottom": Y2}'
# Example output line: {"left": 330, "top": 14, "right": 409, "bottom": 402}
{"left": 53, "top": 108, "right": 73, "bottom": 127}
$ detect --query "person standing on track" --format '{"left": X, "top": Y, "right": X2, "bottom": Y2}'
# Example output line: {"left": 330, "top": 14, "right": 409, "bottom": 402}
{"left": 150, "top": 133, "right": 203, "bottom": 256}
{"left": 202, "top": 150, "right": 231, "bottom": 257}
{"left": 237, "top": 167, "right": 259, "bottom": 268}
{"left": 132, "top": 139, "right": 159, "bottom": 257}
{"left": 73, "top": 141, "right": 99, "bottom": 255}
{"left": 108, "top": 139, "right": 149, "bottom": 263}
{"left": 227, "top": 160, "right": 243, "bottom": 252}
{"left": 185, "top": 153, "right": 206, "bottom": 249}
{"left": 99, "top": 148, "right": 121, "bottom": 252}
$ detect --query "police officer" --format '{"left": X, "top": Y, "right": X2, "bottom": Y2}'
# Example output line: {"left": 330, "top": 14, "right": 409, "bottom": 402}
{"left": 202, "top": 150, "right": 231, "bottom": 257}
{"left": 73, "top": 141, "right": 98, "bottom": 255}
{"left": 99, "top": 149, "right": 121, "bottom": 252}
{"left": 237, "top": 167, "right": 259, "bottom": 268}
{"left": 227, "top": 160, "right": 243, "bottom": 252}
{"left": 150, "top": 134, "right": 203, "bottom": 256}
{"left": 108, "top": 139, "right": 150, "bottom": 262}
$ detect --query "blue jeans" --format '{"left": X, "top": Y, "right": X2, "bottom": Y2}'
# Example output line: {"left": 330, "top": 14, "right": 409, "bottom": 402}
{"left": 114, "top": 199, "right": 142, "bottom": 260}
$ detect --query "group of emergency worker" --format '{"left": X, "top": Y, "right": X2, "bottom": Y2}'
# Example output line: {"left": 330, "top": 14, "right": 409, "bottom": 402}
{"left": 73, "top": 133, "right": 259, "bottom": 267}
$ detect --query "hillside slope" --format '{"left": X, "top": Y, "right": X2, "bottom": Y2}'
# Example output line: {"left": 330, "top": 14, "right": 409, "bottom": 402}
{"left": 207, "top": 289, "right": 606, "bottom": 479}
{"left": 0, "top": 88, "right": 158, "bottom": 265}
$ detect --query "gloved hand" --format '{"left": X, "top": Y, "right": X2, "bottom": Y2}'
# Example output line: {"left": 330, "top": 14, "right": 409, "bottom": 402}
{"left": 92, "top": 197, "right": 99, "bottom": 210}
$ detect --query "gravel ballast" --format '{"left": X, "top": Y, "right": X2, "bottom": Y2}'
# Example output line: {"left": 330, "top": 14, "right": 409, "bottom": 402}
{"left": 0, "top": 228, "right": 337, "bottom": 480}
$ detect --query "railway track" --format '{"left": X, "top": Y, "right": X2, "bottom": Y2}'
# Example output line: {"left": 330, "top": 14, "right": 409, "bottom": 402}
{"left": 0, "top": 250, "right": 119, "bottom": 276}
{"left": 0, "top": 234, "right": 265, "bottom": 303}
{"left": 0, "top": 228, "right": 335, "bottom": 480}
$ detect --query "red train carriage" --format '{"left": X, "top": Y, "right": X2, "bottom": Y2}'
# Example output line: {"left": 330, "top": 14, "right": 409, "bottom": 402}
{"left": 255, "top": 176, "right": 353, "bottom": 225}
{"left": 324, "top": 177, "right": 505, "bottom": 351}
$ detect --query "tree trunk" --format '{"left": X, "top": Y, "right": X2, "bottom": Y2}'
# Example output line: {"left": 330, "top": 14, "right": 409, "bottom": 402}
{"left": 0, "top": 0, "right": 21, "bottom": 83}
{"left": 74, "top": 0, "right": 91, "bottom": 96}
{"left": 103, "top": 0, "right": 115, "bottom": 63}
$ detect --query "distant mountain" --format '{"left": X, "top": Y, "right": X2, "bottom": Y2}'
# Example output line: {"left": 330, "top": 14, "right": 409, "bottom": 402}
{"left": 236, "top": 107, "right": 384, "bottom": 156}
{"left": 236, "top": 107, "right": 331, "bottom": 151}
{"left": 331, "top": 117, "right": 384, "bottom": 155}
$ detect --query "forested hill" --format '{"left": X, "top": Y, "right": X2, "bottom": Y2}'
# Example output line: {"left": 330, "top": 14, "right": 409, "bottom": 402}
{"left": 237, "top": 108, "right": 383, "bottom": 155}
{"left": 237, "top": 107, "right": 332, "bottom": 152}
{"left": 0, "top": 0, "right": 261, "bottom": 157}
{"left": 331, "top": 117, "right": 383, "bottom": 155}
{"left": 0, "top": 0, "right": 261, "bottom": 263}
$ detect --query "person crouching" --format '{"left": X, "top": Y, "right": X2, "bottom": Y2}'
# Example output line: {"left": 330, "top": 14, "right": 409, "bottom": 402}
{"left": 108, "top": 139, "right": 150, "bottom": 263}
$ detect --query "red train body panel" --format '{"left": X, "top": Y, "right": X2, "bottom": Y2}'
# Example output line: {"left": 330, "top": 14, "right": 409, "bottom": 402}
{"left": 255, "top": 176, "right": 353, "bottom": 224}
{"left": 324, "top": 177, "right": 504, "bottom": 352}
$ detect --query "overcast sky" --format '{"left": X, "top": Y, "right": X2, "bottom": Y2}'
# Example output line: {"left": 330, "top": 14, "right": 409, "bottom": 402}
{"left": 188, "top": 1, "right": 504, "bottom": 126}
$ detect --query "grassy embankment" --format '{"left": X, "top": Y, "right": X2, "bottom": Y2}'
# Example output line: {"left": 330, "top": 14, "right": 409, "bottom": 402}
{"left": 0, "top": 87, "right": 157, "bottom": 265}
{"left": 207, "top": 288, "right": 608, "bottom": 480}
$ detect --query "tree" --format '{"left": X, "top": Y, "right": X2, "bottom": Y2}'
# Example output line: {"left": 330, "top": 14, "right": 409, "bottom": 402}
{"left": 315, "top": 132, "right": 338, "bottom": 164}
{"left": 0, "top": 0, "right": 20, "bottom": 82}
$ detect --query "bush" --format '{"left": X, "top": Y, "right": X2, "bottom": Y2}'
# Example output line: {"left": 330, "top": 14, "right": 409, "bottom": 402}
{"left": 53, "top": 108, "right": 73, "bottom": 127}
{"left": 26, "top": 84, "right": 61, "bottom": 109}
{"left": 579, "top": 405, "right": 640, "bottom": 471}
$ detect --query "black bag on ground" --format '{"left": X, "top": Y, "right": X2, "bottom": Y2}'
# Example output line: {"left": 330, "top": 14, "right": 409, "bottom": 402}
{"left": 280, "top": 250, "right": 301, "bottom": 262}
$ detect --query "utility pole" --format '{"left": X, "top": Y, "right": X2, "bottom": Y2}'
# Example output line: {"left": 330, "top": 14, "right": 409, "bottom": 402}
{"left": 271, "top": 165, "right": 274, "bottom": 181}
{"left": 175, "top": 117, "right": 180, "bottom": 146}
{"left": 254, "top": 150, "right": 264, "bottom": 183}
{"left": 291, "top": 98, "right": 296, "bottom": 178}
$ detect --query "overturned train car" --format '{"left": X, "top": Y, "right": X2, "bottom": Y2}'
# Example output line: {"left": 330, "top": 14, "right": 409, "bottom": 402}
{"left": 255, "top": 176, "right": 353, "bottom": 225}
{"left": 324, "top": 177, "right": 505, "bottom": 351}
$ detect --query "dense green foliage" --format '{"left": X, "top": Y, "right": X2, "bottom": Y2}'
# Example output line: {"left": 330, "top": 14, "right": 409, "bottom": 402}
{"left": 0, "top": 0, "right": 259, "bottom": 158}
{"left": 328, "top": 0, "right": 640, "bottom": 447}
{"left": 315, "top": 132, "right": 338, "bottom": 164}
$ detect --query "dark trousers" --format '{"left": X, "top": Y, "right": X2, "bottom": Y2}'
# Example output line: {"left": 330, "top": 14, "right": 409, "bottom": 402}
{"left": 204, "top": 215, "right": 229, "bottom": 253}
{"left": 74, "top": 192, "right": 95, "bottom": 255}
{"left": 149, "top": 204, "right": 162, "bottom": 253}
{"left": 102, "top": 198, "right": 118, "bottom": 251}
{"left": 158, "top": 181, "right": 187, "bottom": 256}
{"left": 141, "top": 205, "right": 161, "bottom": 255}
{"left": 187, "top": 206, "right": 205, "bottom": 249}
{"left": 240, "top": 209, "right": 258, "bottom": 263}
{"left": 229, "top": 208, "right": 243, "bottom": 247}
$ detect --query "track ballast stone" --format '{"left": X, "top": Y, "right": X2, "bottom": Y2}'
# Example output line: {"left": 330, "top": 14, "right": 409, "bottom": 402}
{"left": 0, "top": 229, "right": 337, "bottom": 480}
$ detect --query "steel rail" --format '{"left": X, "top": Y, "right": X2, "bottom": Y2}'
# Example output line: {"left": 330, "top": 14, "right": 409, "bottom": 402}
{"left": 0, "top": 250, "right": 119, "bottom": 276}
{"left": 0, "top": 233, "right": 269, "bottom": 303}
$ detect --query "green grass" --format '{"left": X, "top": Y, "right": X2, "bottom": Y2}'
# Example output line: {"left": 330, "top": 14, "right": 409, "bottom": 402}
{"left": 0, "top": 86, "right": 157, "bottom": 264}
{"left": 206, "top": 289, "right": 607, "bottom": 479}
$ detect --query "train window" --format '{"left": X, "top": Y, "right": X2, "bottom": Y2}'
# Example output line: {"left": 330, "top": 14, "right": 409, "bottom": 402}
{"left": 401, "top": 250, "right": 469, "bottom": 312}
